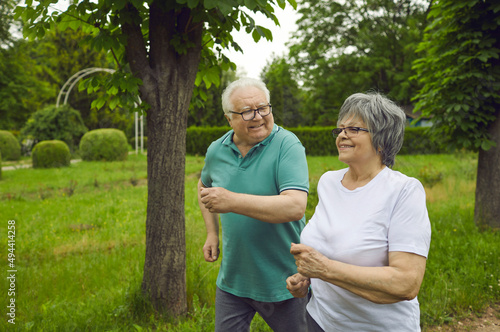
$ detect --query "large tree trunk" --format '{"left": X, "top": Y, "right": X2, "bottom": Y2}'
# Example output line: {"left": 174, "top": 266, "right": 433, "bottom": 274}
{"left": 122, "top": 3, "right": 203, "bottom": 316}
{"left": 474, "top": 109, "right": 500, "bottom": 230}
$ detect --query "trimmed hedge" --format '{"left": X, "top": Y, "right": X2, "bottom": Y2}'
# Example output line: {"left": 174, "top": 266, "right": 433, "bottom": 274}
{"left": 185, "top": 126, "right": 446, "bottom": 156}
{"left": 0, "top": 130, "right": 21, "bottom": 161}
{"left": 32, "top": 140, "right": 71, "bottom": 169}
{"left": 80, "top": 129, "right": 128, "bottom": 161}
{"left": 186, "top": 126, "right": 231, "bottom": 156}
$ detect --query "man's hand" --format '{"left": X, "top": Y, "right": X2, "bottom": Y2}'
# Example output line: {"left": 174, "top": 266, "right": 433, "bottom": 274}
{"left": 200, "top": 187, "right": 233, "bottom": 214}
{"left": 286, "top": 273, "right": 310, "bottom": 298}
{"left": 203, "top": 233, "right": 220, "bottom": 262}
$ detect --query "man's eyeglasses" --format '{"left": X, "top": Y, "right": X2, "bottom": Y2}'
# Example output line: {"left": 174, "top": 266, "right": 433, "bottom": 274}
{"left": 332, "top": 127, "right": 369, "bottom": 137}
{"left": 229, "top": 104, "right": 272, "bottom": 121}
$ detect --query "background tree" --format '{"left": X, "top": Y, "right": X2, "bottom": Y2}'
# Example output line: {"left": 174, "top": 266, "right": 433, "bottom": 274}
{"left": 188, "top": 67, "right": 237, "bottom": 127}
{"left": 17, "top": 0, "right": 296, "bottom": 317}
{"left": 288, "top": 0, "right": 428, "bottom": 125}
{"left": 0, "top": 0, "right": 15, "bottom": 45}
{"left": 261, "top": 55, "right": 304, "bottom": 127}
{"left": 0, "top": 0, "right": 52, "bottom": 131}
{"left": 412, "top": 0, "right": 500, "bottom": 229}
{"left": 0, "top": 40, "right": 54, "bottom": 131}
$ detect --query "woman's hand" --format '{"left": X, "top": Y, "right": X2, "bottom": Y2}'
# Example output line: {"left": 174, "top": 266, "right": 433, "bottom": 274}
{"left": 286, "top": 273, "right": 310, "bottom": 298}
{"left": 290, "top": 243, "right": 329, "bottom": 279}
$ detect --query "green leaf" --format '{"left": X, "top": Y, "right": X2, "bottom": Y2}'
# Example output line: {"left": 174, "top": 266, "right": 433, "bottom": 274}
{"left": 204, "top": 0, "right": 218, "bottom": 9}
{"left": 252, "top": 28, "right": 261, "bottom": 42}
{"left": 187, "top": 0, "right": 199, "bottom": 9}
{"left": 109, "top": 96, "right": 119, "bottom": 110}
{"left": 244, "top": 0, "right": 257, "bottom": 10}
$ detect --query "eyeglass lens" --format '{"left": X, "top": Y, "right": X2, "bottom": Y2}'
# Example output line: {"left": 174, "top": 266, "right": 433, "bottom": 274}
{"left": 332, "top": 127, "right": 361, "bottom": 136}
{"left": 241, "top": 105, "right": 271, "bottom": 120}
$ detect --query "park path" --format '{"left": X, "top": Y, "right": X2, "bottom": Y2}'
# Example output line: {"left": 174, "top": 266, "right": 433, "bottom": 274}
{"left": 1, "top": 159, "right": 81, "bottom": 171}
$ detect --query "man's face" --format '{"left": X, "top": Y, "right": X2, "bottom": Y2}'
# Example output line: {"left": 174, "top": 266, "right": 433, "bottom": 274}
{"left": 225, "top": 86, "right": 274, "bottom": 148}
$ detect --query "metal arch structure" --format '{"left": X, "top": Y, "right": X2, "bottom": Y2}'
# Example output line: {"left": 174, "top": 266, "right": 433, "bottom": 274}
{"left": 56, "top": 67, "right": 144, "bottom": 154}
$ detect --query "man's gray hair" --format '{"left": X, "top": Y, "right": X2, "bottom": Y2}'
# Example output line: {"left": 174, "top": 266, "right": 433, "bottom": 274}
{"left": 221, "top": 78, "right": 270, "bottom": 117}
{"left": 337, "top": 92, "right": 406, "bottom": 167}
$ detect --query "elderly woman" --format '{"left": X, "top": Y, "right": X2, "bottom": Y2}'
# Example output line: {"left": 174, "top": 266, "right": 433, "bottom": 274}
{"left": 286, "top": 92, "right": 431, "bottom": 331}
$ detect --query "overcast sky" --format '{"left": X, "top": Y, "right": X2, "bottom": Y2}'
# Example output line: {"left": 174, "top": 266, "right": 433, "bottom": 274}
{"left": 223, "top": 5, "right": 299, "bottom": 79}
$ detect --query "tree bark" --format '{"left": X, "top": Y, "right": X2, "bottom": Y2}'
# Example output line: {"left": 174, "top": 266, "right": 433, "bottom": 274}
{"left": 122, "top": 2, "right": 203, "bottom": 316}
{"left": 475, "top": 109, "right": 500, "bottom": 230}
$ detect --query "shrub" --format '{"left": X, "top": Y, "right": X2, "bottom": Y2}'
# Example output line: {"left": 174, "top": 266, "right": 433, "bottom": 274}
{"left": 32, "top": 140, "right": 71, "bottom": 169}
{"left": 80, "top": 129, "right": 128, "bottom": 161}
{"left": 0, "top": 130, "right": 21, "bottom": 161}
{"left": 21, "top": 104, "right": 88, "bottom": 152}
{"left": 0, "top": 150, "right": 2, "bottom": 180}
{"left": 186, "top": 126, "right": 231, "bottom": 155}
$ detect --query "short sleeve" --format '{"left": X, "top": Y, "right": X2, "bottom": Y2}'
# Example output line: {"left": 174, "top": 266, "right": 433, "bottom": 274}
{"left": 277, "top": 134, "right": 309, "bottom": 193}
{"left": 388, "top": 179, "right": 431, "bottom": 258}
{"left": 200, "top": 142, "right": 216, "bottom": 188}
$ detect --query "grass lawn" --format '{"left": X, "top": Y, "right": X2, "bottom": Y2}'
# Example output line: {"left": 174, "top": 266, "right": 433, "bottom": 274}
{"left": 0, "top": 152, "right": 498, "bottom": 331}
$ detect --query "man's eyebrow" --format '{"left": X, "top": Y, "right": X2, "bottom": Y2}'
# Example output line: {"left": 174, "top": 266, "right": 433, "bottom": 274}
{"left": 237, "top": 103, "right": 267, "bottom": 112}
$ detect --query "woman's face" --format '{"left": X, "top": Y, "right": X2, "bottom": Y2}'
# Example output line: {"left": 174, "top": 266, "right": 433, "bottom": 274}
{"left": 336, "top": 116, "right": 380, "bottom": 166}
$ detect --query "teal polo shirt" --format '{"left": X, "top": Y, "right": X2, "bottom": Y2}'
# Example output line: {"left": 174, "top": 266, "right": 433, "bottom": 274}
{"left": 200, "top": 124, "right": 309, "bottom": 302}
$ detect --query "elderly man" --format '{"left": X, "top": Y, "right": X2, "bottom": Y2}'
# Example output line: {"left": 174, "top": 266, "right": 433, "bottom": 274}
{"left": 198, "top": 77, "right": 309, "bottom": 331}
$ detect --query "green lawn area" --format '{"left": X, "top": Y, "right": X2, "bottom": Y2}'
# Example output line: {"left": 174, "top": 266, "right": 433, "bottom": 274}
{"left": 0, "top": 152, "right": 498, "bottom": 331}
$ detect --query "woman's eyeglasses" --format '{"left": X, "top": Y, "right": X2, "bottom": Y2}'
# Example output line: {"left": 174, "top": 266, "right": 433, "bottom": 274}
{"left": 332, "top": 127, "right": 369, "bottom": 137}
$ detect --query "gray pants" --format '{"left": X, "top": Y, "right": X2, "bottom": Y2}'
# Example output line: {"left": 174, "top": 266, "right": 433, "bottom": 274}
{"left": 215, "top": 286, "right": 308, "bottom": 332}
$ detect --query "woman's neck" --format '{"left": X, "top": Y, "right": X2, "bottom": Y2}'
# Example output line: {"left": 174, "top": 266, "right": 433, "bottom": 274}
{"left": 342, "top": 161, "right": 386, "bottom": 190}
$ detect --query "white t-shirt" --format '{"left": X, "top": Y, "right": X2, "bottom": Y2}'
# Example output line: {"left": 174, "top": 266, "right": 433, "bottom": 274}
{"left": 301, "top": 167, "right": 431, "bottom": 331}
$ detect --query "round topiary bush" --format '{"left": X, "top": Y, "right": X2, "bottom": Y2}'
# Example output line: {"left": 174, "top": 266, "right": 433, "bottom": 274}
{"left": 32, "top": 140, "right": 71, "bottom": 169}
{"left": 80, "top": 129, "right": 129, "bottom": 161}
{"left": 0, "top": 130, "right": 21, "bottom": 161}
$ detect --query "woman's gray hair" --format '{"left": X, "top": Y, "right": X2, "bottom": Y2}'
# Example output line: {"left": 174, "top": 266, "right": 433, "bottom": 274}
{"left": 337, "top": 92, "right": 406, "bottom": 167}
{"left": 221, "top": 77, "right": 270, "bottom": 117}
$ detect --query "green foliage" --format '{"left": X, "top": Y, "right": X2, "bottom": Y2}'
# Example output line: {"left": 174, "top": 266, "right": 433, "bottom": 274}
{"left": 30, "top": 27, "right": 121, "bottom": 131}
{"left": 287, "top": 0, "right": 428, "bottom": 126}
{"left": 186, "top": 126, "right": 231, "bottom": 155}
{"left": 289, "top": 127, "right": 338, "bottom": 156}
{"left": 15, "top": 0, "right": 297, "bottom": 115}
{"left": 80, "top": 128, "right": 129, "bottom": 162}
{"left": 0, "top": 130, "right": 21, "bottom": 160}
{"left": 186, "top": 126, "right": 447, "bottom": 156}
{"left": 261, "top": 56, "right": 304, "bottom": 127}
{"left": 31, "top": 140, "right": 71, "bottom": 169}
{"left": 0, "top": 40, "right": 54, "bottom": 131}
{"left": 21, "top": 104, "right": 88, "bottom": 152}
{"left": 399, "top": 127, "right": 446, "bottom": 155}
{"left": 0, "top": 0, "right": 15, "bottom": 44}
{"left": 189, "top": 69, "right": 237, "bottom": 127}
{"left": 412, "top": 0, "right": 500, "bottom": 152}
{"left": 0, "top": 149, "right": 2, "bottom": 180}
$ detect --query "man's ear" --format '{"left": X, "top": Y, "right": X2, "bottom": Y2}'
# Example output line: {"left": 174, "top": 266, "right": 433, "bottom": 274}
{"left": 225, "top": 114, "right": 232, "bottom": 127}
